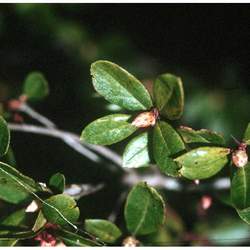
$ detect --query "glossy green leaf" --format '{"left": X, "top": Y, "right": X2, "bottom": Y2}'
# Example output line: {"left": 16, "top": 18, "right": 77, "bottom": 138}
{"left": 23, "top": 71, "right": 49, "bottom": 100}
{"left": 175, "top": 147, "right": 230, "bottom": 180}
{"left": 85, "top": 219, "right": 122, "bottom": 243}
{"left": 123, "top": 132, "right": 150, "bottom": 168}
{"left": 154, "top": 73, "right": 184, "bottom": 120}
{"left": 178, "top": 126, "right": 225, "bottom": 145}
{"left": 57, "top": 229, "right": 99, "bottom": 246}
{"left": 243, "top": 123, "right": 250, "bottom": 145}
{"left": 237, "top": 207, "right": 250, "bottom": 225}
{"left": 0, "top": 116, "right": 10, "bottom": 157}
{"left": 91, "top": 60, "right": 153, "bottom": 110}
{"left": 153, "top": 121, "right": 185, "bottom": 177}
{"left": 49, "top": 172, "right": 65, "bottom": 194}
{"left": 125, "top": 182, "right": 165, "bottom": 236}
{"left": 231, "top": 163, "right": 250, "bottom": 209}
{"left": 81, "top": 114, "right": 137, "bottom": 145}
{"left": 42, "top": 194, "right": 80, "bottom": 226}
{"left": 0, "top": 162, "right": 42, "bottom": 204}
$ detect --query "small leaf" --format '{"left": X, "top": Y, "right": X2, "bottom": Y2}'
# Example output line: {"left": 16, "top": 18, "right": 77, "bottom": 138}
{"left": 0, "top": 116, "right": 10, "bottom": 157}
{"left": 178, "top": 126, "right": 225, "bottom": 145}
{"left": 237, "top": 207, "right": 250, "bottom": 225}
{"left": 123, "top": 132, "right": 150, "bottom": 168}
{"left": 85, "top": 219, "right": 122, "bottom": 243}
{"left": 91, "top": 60, "right": 153, "bottom": 110}
{"left": 57, "top": 229, "right": 99, "bottom": 246}
{"left": 81, "top": 114, "right": 137, "bottom": 145}
{"left": 0, "top": 162, "right": 42, "bottom": 204}
{"left": 124, "top": 182, "right": 165, "bottom": 236}
{"left": 23, "top": 72, "right": 49, "bottom": 101}
{"left": 154, "top": 73, "right": 184, "bottom": 120}
{"left": 42, "top": 194, "right": 80, "bottom": 226}
{"left": 32, "top": 211, "right": 47, "bottom": 232}
{"left": 231, "top": 163, "right": 250, "bottom": 209}
{"left": 175, "top": 147, "right": 230, "bottom": 180}
{"left": 243, "top": 123, "right": 250, "bottom": 145}
{"left": 49, "top": 172, "right": 65, "bottom": 194}
{"left": 153, "top": 121, "right": 185, "bottom": 177}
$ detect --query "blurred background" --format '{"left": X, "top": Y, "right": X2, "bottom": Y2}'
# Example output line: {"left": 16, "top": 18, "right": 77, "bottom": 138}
{"left": 0, "top": 4, "right": 250, "bottom": 245}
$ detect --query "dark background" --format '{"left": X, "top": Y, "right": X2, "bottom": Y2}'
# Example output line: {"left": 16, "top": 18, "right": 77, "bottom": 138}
{"left": 0, "top": 4, "right": 250, "bottom": 245}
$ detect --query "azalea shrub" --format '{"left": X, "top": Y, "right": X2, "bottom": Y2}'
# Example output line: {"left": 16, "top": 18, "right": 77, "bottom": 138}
{"left": 0, "top": 60, "right": 249, "bottom": 246}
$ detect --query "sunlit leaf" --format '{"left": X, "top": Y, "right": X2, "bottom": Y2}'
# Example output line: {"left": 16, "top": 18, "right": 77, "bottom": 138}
{"left": 0, "top": 116, "right": 10, "bottom": 157}
{"left": 153, "top": 121, "right": 185, "bottom": 177}
{"left": 91, "top": 60, "right": 153, "bottom": 110}
{"left": 125, "top": 182, "right": 165, "bottom": 235}
{"left": 123, "top": 132, "right": 150, "bottom": 168}
{"left": 175, "top": 147, "right": 230, "bottom": 180}
{"left": 81, "top": 114, "right": 137, "bottom": 145}
{"left": 42, "top": 194, "right": 80, "bottom": 226}
{"left": 85, "top": 219, "right": 122, "bottom": 243}
{"left": 23, "top": 72, "right": 49, "bottom": 101}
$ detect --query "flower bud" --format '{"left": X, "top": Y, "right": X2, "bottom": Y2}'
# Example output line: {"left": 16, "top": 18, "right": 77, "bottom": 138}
{"left": 132, "top": 108, "right": 158, "bottom": 128}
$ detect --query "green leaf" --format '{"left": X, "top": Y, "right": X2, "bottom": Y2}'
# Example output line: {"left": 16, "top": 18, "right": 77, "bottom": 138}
{"left": 123, "top": 132, "right": 150, "bottom": 168}
{"left": 178, "top": 126, "right": 225, "bottom": 145}
{"left": 175, "top": 147, "right": 230, "bottom": 180}
{"left": 91, "top": 60, "right": 153, "bottom": 110}
{"left": 237, "top": 207, "right": 250, "bottom": 225}
{"left": 23, "top": 71, "right": 49, "bottom": 101}
{"left": 81, "top": 114, "right": 137, "bottom": 145}
{"left": 0, "top": 162, "right": 42, "bottom": 204}
{"left": 153, "top": 121, "right": 185, "bottom": 177}
{"left": 42, "top": 194, "right": 80, "bottom": 226}
{"left": 243, "top": 123, "right": 250, "bottom": 144}
{"left": 124, "top": 182, "right": 165, "bottom": 236}
{"left": 154, "top": 73, "right": 184, "bottom": 120}
{"left": 32, "top": 211, "right": 47, "bottom": 232}
{"left": 57, "top": 229, "right": 100, "bottom": 246}
{"left": 49, "top": 172, "right": 65, "bottom": 194}
{"left": 85, "top": 219, "right": 122, "bottom": 244}
{"left": 0, "top": 116, "right": 10, "bottom": 157}
{"left": 231, "top": 163, "right": 250, "bottom": 209}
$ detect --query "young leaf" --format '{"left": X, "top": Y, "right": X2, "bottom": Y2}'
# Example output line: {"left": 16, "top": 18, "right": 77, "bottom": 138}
{"left": 81, "top": 114, "right": 137, "bottom": 145}
{"left": 42, "top": 194, "right": 80, "bottom": 226}
{"left": 175, "top": 147, "right": 230, "bottom": 180}
{"left": 124, "top": 182, "right": 165, "bottom": 236}
{"left": 91, "top": 60, "right": 153, "bottom": 111}
{"left": 243, "top": 123, "right": 250, "bottom": 145}
{"left": 0, "top": 116, "right": 10, "bottom": 157}
{"left": 49, "top": 172, "right": 65, "bottom": 194}
{"left": 32, "top": 211, "right": 47, "bottom": 232}
{"left": 178, "top": 126, "right": 225, "bottom": 145}
{"left": 231, "top": 163, "right": 250, "bottom": 209}
{"left": 153, "top": 121, "right": 185, "bottom": 177}
{"left": 0, "top": 162, "right": 42, "bottom": 204}
{"left": 56, "top": 229, "right": 99, "bottom": 246}
{"left": 237, "top": 207, "right": 250, "bottom": 225}
{"left": 23, "top": 72, "right": 49, "bottom": 101}
{"left": 123, "top": 132, "right": 150, "bottom": 168}
{"left": 85, "top": 219, "right": 122, "bottom": 244}
{"left": 154, "top": 73, "right": 184, "bottom": 120}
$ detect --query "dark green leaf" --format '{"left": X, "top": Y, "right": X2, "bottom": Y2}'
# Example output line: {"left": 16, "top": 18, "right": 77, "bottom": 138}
{"left": 124, "top": 182, "right": 165, "bottom": 236}
{"left": 81, "top": 114, "right": 137, "bottom": 145}
{"left": 1, "top": 147, "right": 17, "bottom": 167}
{"left": 57, "top": 229, "right": 100, "bottom": 246}
{"left": 0, "top": 162, "right": 42, "bottom": 204}
{"left": 0, "top": 240, "right": 18, "bottom": 246}
{"left": 0, "top": 116, "right": 10, "bottom": 157}
{"left": 231, "top": 163, "right": 250, "bottom": 209}
{"left": 154, "top": 73, "right": 184, "bottom": 120}
{"left": 237, "top": 207, "right": 250, "bottom": 225}
{"left": 153, "top": 121, "right": 185, "bottom": 177}
{"left": 123, "top": 132, "right": 150, "bottom": 168}
{"left": 23, "top": 72, "right": 49, "bottom": 100}
{"left": 178, "top": 126, "right": 225, "bottom": 145}
{"left": 175, "top": 147, "right": 230, "bottom": 180}
{"left": 85, "top": 219, "right": 122, "bottom": 243}
{"left": 91, "top": 60, "right": 153, "bottom": 110}
{"left": 42, "top": 194, "right": 80, "bottom": 226}
{"left": 49, "top": 172, "right": 65, "bottom": 194}
{"left": 243, "top": 123, "right": 250, "bottom": 145}
{"left": 32, "top": 211, "right": 46, "bottom": 232}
